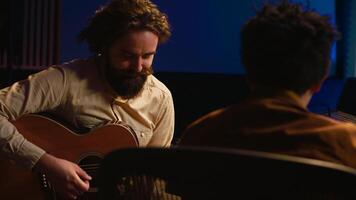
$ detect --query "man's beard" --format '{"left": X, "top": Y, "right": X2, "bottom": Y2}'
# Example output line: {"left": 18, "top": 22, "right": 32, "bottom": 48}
{"left": 105, "top": 62, "right": 153, "bottom": 99}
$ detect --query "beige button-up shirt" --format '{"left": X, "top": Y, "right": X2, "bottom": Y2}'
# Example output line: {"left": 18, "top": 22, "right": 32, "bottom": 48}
{"left": 0, "top": 59, "right": 175, "bottom": 169}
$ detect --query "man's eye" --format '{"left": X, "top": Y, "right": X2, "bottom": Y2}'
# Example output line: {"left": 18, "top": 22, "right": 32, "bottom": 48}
{"left": 142, "top": 54, "right": 154, "bottom": 59}
{"left": 122, "top": 54, "right": 133, "bottom": 59}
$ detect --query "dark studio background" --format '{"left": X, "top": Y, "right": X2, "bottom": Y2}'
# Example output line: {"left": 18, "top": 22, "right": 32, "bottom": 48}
{"left": 1, "top": 0, "right": 356, "bottom": 140}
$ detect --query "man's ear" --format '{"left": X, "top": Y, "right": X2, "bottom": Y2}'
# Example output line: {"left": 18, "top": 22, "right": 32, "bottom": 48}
{"left": 310, "top": 75, "right": 328, "bottom": 93}
{"left": 245, "top": 77, "right": 257, "bottom": 91}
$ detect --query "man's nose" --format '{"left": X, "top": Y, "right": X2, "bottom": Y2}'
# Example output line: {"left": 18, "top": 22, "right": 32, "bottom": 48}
{"left": 132, "top": 57, "right": 143, "bottom": 72}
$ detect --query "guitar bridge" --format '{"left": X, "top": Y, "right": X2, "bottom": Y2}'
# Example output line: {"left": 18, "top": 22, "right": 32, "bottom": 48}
{"left": 38, "top": 173, "right": 56, "bottom": 199}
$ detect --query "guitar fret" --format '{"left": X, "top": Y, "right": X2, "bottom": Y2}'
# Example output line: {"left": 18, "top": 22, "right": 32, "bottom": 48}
{"left": 328, "top": 111, "right": 356, "bottom": 123}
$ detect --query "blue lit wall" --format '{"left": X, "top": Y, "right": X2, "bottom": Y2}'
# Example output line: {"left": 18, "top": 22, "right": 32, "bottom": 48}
{"left": 61, "top": 0, "right": 336, "bottom": 74}
{"left": 60, "top": 0, "right": 107, "bottom": 61}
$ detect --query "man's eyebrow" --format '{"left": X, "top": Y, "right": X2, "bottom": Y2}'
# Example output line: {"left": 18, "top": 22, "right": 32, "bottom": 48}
{"left": 120, "top": 50, "right": 156, "bottom": 55}
{"left": 121, "top": 50, "right": 134, "bottom": 55}
{"left": 143, "top": 51, "right": 156, "bottom": 56}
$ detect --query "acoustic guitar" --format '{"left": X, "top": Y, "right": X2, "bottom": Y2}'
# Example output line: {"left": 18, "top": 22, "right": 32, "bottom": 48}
{"left": 0, "top": 114, "right": 139, "bottom": 200}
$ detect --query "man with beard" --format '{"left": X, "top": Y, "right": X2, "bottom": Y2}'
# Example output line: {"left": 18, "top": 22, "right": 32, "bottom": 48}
{"left": 179, "top": 1, "right": 356, "bottom": 168}
{"left": 0, "top": 0, "right": 174, "bottom": 199}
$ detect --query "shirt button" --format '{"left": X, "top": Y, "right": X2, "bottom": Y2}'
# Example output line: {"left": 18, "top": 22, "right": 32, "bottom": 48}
{"left": 140, "top": 132, "right": 145, "bottom": 137}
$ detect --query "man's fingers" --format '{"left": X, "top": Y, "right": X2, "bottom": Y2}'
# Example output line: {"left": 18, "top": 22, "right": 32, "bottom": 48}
{"left": 73, "top": 166, "right": 91, "bottom": 192}
{"left": 76, "top": 166, "right": 92, "bottom": 181}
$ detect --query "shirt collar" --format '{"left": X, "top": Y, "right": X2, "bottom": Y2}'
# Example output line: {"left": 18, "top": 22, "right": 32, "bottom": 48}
{"left": 250, "top": 88, "right": 308, "bottom": 111}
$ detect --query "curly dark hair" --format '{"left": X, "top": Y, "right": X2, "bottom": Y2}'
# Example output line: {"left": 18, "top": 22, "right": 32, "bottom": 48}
{"left": 241, "top": 1, "right": 340, "bottom": 94}
{"left": 77, "top": 0, "right": 171, "bottom": 55}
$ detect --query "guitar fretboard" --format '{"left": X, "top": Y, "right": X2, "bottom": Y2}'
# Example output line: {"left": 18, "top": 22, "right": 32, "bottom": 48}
{"left": 328, "top": 111, "right": 356, "bottom": 124}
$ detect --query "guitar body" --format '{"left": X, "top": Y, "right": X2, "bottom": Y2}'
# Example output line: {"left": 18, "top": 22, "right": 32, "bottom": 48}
{"left": 0, "top": 114, "right": 138, "bottom": 200}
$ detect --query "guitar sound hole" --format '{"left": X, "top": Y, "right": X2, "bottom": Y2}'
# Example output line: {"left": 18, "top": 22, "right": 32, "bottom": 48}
{"left": 78, "top": 155, "right": 102, "bottom": 189}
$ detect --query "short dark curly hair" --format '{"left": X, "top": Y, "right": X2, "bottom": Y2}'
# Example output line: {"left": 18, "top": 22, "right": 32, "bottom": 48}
{"left": 241, "top": 1, "right": 340, "bottom": 94}
{"left": 77, "top": 0, "right": 171, "bottom": 55}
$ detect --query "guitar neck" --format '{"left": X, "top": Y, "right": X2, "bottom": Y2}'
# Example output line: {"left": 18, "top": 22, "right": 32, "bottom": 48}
{"left": 328, "top": 110, "right": 356, "bottom": 124}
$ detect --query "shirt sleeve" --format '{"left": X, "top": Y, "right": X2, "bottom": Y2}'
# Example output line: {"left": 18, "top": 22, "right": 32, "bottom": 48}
{"left": 147, "top": 91, "right": 175, "bottom": 147}
{"left": 0, "top": 67, "right": 66, "bottom": 169}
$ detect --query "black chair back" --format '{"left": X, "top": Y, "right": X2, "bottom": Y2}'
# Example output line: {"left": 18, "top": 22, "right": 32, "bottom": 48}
{"left": 97, "top": 147, "right": 356, "bottom": 200}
